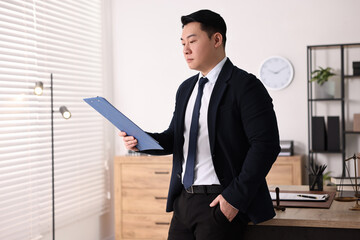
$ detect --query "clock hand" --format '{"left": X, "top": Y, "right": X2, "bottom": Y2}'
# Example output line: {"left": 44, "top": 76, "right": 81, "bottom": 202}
{"left": 274, "top": 66, "right": 287, "bottom": 74}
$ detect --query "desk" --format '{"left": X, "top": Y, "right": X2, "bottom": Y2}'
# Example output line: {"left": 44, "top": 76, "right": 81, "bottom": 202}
{"left": 244, "top": 185, "right": 360, "bottom": 240}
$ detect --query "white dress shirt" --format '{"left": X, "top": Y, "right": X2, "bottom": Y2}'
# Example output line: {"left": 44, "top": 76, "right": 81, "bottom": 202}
{"left": 182, "top": 57, "right": 228, "bottom": 186}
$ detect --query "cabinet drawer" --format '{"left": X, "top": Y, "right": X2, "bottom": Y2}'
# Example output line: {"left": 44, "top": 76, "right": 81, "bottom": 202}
{"left": 267, "top": 164, "right": 293, "bottom": 185}
{"left": 267, "top": 156, "right": 302, "bottom": 185}
{"left": 122, "top": 188, "right": 168, "bottom": 214}
{"left": 122, "top": 213, "right": 172, "bottom": 239}
{"left": 121, "top": 164, "right": 171, "bottom": 188}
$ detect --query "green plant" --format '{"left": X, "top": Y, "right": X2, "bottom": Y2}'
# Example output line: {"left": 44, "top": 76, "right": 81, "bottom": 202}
{"left": 323, "top": 171, "right": 334, "bottom": 186}
{"left": 323, "top": 171, "right": 332, "bottom": 182}
{"left": 310, "top": 67, "right": 335, "bottom": 86}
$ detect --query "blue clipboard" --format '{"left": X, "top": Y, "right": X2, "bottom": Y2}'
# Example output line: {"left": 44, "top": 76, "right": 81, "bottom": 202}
{"left": 84, "top": 96, "right": 163, "bottom": 151}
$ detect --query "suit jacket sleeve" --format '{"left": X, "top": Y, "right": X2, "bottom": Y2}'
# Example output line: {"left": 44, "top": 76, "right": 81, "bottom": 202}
{"left": 221, "top": 74, "right": 280, "bottom": 214}
{"left": 141, "top": 116, "right": 174, "bottom": 155}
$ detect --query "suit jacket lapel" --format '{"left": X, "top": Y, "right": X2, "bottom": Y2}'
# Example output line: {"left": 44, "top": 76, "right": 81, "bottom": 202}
{"left": 208, "top": 59, "right": 234, "bottom": 153}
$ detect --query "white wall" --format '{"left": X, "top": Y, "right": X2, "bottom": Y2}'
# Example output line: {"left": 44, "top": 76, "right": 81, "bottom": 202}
{"left": 112, "top": 0, "right": 360, "bottom": 177}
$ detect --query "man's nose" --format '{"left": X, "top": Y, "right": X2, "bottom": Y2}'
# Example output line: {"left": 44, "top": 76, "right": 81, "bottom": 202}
{"left": 183, "top": 44, "right": 191, "bottom": 55}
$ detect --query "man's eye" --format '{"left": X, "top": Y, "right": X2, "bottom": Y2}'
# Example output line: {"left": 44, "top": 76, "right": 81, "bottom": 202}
{"left": 190, "top": 40, "right": 196, "bottom": 44}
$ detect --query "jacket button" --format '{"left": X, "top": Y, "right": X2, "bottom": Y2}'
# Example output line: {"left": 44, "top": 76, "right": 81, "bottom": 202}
{"left": 177, "top": 173, "right": 181, "bottom": 179}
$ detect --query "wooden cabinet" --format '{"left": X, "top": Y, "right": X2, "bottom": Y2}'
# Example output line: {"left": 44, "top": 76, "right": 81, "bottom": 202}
{"left": 114, "top": 155, "right": 303, "bottom": 239}
{"left": 266, "top": 155, "right": 303, "bottom": 185}
{"left": 114, "top": 155, "right": 173, "bottom": 240}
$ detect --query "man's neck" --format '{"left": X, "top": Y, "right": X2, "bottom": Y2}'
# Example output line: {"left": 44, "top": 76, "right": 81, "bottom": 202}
{"left": 201, "top": 53, "right": 226, "bottom": 76}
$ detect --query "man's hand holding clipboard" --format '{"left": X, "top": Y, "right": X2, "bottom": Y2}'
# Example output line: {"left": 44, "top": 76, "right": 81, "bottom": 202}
{"left": 83, "top": 96, "right": 163, "bottom": 151}
{"left": 118, "top": 131, "right": 139, "bottom": 152}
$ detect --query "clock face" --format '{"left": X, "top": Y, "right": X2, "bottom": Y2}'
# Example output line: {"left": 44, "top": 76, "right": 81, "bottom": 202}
{"left": 259, "top": 56, "right": 294, "bottom": 91}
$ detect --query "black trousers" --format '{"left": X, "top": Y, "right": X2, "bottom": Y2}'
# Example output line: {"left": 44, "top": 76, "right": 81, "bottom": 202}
{"left": 168, "top": 189, "right": 248, "bottom": 240}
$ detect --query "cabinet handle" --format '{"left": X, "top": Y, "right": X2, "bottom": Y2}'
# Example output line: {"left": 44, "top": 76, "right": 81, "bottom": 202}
{"left": 154, "top": 196, "right": 167, "bottom": 200}
{"left": 155, "top": 222, "right": 170, "bottom": 225}
{"left": 154, "top": 171, "right": 169, "bottom": 175}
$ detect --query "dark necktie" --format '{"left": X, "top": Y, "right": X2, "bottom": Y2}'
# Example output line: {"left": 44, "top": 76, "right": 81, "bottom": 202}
{"left": 183, "top": 77, "right": 208, "bottom": 190}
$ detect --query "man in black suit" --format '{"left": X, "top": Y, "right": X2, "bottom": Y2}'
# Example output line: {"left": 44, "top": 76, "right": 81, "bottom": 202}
{"left": 120, "top": 9, "right": 280, "bottom": 240}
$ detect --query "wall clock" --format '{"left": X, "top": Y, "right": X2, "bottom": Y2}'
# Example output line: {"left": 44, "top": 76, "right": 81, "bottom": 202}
{"left": 259, "top": 56, "right": 294, "bottom": 91}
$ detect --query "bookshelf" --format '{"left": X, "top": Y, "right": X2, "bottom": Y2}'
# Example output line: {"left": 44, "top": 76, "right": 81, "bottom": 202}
{"left": 307, "top": 43, "right": 360, "bottom": 178}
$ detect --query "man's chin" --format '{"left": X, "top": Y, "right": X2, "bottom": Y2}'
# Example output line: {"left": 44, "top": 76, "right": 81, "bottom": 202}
{"left": 187, "top": 63, "right": 198, "bottom": 71}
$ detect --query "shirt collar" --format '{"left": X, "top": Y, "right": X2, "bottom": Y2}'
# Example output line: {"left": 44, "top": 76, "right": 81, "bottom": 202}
{"left": 198, "top": 57, "right": 228, "bottom": 84}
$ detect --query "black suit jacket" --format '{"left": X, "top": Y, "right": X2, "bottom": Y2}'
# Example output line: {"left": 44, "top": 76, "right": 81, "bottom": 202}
{"left": 145, "top": 59, "right": 280, "bottom": 224}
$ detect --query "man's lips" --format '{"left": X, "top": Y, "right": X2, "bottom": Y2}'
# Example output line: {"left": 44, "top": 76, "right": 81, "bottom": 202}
{"left": 186, "top": 58, "right": 193, "bottom": 63}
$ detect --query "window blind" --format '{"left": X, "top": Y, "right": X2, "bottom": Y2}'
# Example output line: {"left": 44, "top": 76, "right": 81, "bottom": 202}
{"left": 0, "top": 1, "right": 109, "bottom": 239}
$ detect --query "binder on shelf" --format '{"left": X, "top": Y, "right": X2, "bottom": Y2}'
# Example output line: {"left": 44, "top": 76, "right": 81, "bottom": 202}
{"left": 279, "top": 140, "right": 294, "bottom": 156}
{"left": 327, "top": 116, "right": 340, "bottom": 151}
{"left": 353, "top": 61, "right": 360, "bottom": 76}
{"left": 312, "top": 116, "right": 326, "bottom": 151}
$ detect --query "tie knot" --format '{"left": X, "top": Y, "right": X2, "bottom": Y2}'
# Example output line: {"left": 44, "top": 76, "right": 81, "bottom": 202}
{"left": 199, "top": 77, "right": 208, "bottom": 88}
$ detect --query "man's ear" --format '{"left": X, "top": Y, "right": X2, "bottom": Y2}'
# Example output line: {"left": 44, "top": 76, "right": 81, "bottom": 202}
{"left": 213, "top": 33, "right": 223, "bottom": 48}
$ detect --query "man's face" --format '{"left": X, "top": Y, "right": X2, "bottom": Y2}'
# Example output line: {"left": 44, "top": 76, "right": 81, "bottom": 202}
{"left": 181, "top": 22, "right": 215, "bottom": 74}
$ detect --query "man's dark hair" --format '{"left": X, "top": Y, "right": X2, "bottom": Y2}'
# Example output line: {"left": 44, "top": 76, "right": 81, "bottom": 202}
{"left": 181, "top": 9, "right": 227, "bottom": 47}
